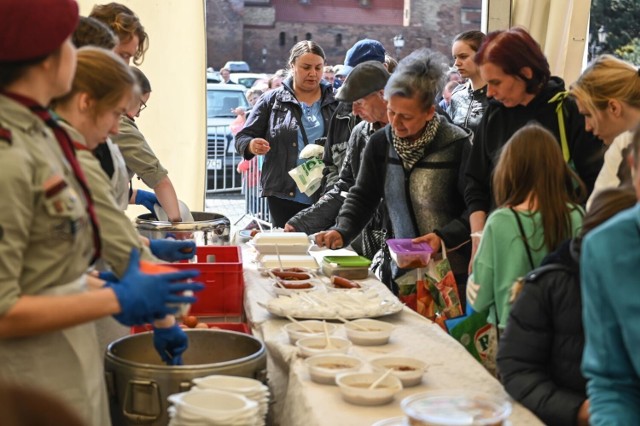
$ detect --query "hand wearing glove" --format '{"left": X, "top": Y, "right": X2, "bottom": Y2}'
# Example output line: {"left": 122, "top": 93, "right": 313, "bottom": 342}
{"left": 149, "top": 239, "right": 196, "bottom": 262}
{"left": 108, "top": 249, "right": 203, "bottom": 326}
{"left": 135, "top": 189, "right": 159, "bottom": 214}
{"left": 153, "top": 324, "right": 188, "bottom": 365}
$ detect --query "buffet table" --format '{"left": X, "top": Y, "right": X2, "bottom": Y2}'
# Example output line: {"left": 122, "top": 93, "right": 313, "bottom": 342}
{"left": 241, "top": 245, "right": 543, "bottom": 426}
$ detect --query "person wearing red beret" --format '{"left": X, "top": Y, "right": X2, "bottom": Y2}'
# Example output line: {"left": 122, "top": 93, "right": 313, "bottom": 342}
{"left": 0, "top": 1, "right": 202, "bottom": 424}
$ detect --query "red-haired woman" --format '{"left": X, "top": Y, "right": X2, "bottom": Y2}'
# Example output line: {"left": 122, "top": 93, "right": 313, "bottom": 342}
{"left": 464, "top": 27, "right": 605, "bottom": 267}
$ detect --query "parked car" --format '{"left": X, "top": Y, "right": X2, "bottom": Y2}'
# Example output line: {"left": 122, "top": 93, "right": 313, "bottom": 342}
{"left": 207, "top": 70, "right": 221, "bottom": 83}
{"left": 223, "top": 61, "right": 250, "bottom": 73}
{"left": 230, "top": 73, "right": 269, "bottom": 90}
{"left": 206, "top": 83, "right": 250, "bottom": 192}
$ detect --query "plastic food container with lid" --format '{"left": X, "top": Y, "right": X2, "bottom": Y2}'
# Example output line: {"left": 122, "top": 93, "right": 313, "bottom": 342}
{"left": 400, "top": 391, "right": 512, "bottom": 426}
{"left": 386, "top": 239, "right": 433, "bottom": 269}
{"left": 321, "top": 255, "right": 371, "bottom": 279}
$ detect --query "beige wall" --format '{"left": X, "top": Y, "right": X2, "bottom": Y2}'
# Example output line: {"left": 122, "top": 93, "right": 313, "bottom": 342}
{"left": 77, "top": 0, "right": 207, "bottom": 217}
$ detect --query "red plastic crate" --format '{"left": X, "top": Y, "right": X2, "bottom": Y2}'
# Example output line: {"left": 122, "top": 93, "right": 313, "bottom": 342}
{"left": 166, "top": 246, "right": 244, "bottom": 320}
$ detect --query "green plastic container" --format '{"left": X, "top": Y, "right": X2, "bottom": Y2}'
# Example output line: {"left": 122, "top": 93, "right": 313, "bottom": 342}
{"left": 322, "top": 255, "right": 371, "bottom": 280}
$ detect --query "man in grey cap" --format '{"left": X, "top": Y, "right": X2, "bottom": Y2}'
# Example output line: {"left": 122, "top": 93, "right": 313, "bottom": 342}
{"left": 321, "top": 39, "right": 387, "bottom": 193}
{"left": 286, "top": 61, "right": 390, "bottom": 258}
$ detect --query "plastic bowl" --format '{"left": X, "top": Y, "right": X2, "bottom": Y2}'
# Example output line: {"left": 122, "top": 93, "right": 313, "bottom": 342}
{"left": 284, "top": 321, "right": 337, "bottom": 344}
{"left": 370, "top": 356, "right": 427, "bottom": 387}
{"left": 272, "top": 281, "right": 317, "bottom": 296}
{"left": 296, "top": 336, "right": 352, "bottom": 358}
{"left": 344, "top": 319, "right": 394, "bottom": 346}
{"left": 400, "top": 391, "right": 512, "bottom": 426}
{"left": 335, "top": 372, "right": 403, "bottom": 406}
{"left": 304, "top": 354, "right": 363, "bottom": 385}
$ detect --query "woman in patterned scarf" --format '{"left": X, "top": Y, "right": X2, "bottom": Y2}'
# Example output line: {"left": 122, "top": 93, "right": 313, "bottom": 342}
{"left": 316, "top": 48, "right": 472, "bottom": 302}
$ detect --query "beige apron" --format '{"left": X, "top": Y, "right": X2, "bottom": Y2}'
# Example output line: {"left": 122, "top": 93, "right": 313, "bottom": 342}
{"left": 0, "top": 276, "right": 111, "bottom": 426}
{"left": 106, "top": 138, "right": 131, "bottom": 210}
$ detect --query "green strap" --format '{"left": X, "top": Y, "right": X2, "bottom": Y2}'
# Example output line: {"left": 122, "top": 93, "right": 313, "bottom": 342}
{"left": 548, "top": 91, "right": 570, "bottom": 163}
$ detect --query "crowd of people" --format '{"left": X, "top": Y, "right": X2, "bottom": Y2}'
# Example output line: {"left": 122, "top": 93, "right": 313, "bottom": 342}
{"left": 1, "top": 0, "right": 639, "bottom": 424}
{"left": 234, "top": 25, "right": 639, "bottom": 426}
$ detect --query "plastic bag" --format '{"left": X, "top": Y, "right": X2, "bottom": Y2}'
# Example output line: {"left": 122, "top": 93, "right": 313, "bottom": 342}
{"left": 288, "top": 158, "right": 324, "bottom": 196}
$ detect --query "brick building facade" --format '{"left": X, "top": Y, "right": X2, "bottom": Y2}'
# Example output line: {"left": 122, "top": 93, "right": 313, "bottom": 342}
{"left": 206, "top": 0, "right": 482, "bottom": 73}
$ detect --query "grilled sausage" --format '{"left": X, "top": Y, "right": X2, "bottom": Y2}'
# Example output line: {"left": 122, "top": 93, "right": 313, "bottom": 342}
{"left": 331, "top": 275, "right": 361, "bottom": 289}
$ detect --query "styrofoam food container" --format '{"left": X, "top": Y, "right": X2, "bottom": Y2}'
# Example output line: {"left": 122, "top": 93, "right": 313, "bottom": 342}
{"left": 304, "top": 354, "right": 363, "bottom": 385}
{"left": 370, "top": 356, "right": 427, "bottom": 387}
{"left": 400, "top": 391, "right": 512, "bottom": 426}
{"left": 251, "top": 232, "right": 311, "bottom": 254}
{"left": 344, "top": 319, "right": 394, "bottom": 346}
{"left": 335, "top": 372, "right": 403, "bottom": 406}
{"left": 296, "top": 336, "right": 351, "bottom": 358}
{"left": 284, "top": 320, "right": 337, "bottom": 344}
{"left": 258, "top": 254, "right": 319, "bottom": 270}
{"left": 272, "top": 281, "right": 318, "bottom": 296}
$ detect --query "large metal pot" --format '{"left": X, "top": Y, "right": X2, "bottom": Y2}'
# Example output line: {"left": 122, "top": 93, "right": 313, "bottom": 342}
{"left": 105, "top": 329, "right": 266, "bottom": 426}
{"left": 135, "top": 212, "right": 230, "bottom": 245}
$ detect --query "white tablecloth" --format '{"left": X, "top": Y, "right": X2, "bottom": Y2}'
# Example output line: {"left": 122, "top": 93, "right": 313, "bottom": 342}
{"left": 241, "top": 246, "right": 543, "bottom": 426}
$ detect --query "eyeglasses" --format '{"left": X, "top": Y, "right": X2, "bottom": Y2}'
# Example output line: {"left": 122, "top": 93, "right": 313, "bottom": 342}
{"left": 139, "top": 99, "right": 147, "bottom": 112}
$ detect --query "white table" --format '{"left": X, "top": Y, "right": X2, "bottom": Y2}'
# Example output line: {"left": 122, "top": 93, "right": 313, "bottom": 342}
{"left": 241, "top": 246, "right": 543, "bottom": 426}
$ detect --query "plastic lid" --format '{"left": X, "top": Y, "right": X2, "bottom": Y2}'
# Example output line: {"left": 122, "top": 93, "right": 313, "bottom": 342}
{"left": 386, "top": 239, "right": 433, "bottom": 255}
{"left": 401, "top": 392, "right": 511, "bottom": 426}
{"left": 322, "top": 255, "right": 371, "bottom": 267}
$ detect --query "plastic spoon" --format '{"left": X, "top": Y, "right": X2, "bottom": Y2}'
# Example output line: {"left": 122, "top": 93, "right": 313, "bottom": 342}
{"left": 368, "top": 368, "right": 394, "bottom": 390}
{"left": 286, "top": 315, "right": 315, "bottom": 333}
{"left": 336, "top": 316, "right": 370, "bottom": 332}
{"left": 322, "top": 320, "right": 335, "bottom": 349}
{"left": 275, "top": 243, "right": 284, "bottom": 272}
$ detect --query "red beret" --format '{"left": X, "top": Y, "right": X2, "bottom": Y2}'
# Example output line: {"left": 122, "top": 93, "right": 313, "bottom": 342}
{"left": 0, "top": 0, "right": 79, "bottom": 62}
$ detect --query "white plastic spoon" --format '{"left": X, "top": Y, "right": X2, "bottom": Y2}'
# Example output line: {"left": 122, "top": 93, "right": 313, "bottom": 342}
{"left": 368, "top": 368, "right": 394, "bottom": 390}
{"left": 322, "top": 320, "right": 335, "bottom": 349}
{"left": 336, "top": 316, "right": 370, "bottom": 331}
{"left": 286, "top": 315, "right": 315, "bottom": 333}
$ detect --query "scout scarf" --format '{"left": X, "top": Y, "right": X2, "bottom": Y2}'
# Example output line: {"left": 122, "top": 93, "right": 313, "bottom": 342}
{"left": 392, "top": 114, "right": 440, "bottom": 171}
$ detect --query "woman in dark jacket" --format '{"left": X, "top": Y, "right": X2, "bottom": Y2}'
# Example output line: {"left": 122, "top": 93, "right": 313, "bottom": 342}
{"left": 465, "top": 27, "right": 605, "bottom": 268}
{"left": 316, "top": 49, "right": 471, "bottom": 293}
{"left": 235, "top": 41, "right": 337, "bottom": 227}
{"left": 447, "top": 30, "right": 488, "bottom": 139}
{"left": 497, "top": 187, "right": 637, "bottom": 426}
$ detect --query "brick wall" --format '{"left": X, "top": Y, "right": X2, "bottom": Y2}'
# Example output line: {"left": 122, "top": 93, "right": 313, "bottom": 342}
{"left": 206, "top": 0, "right": 482, "bottom": 73}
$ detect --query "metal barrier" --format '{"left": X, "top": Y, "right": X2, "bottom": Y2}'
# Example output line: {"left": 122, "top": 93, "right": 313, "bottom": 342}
{"left": 237, "top": 156, "right": 271, "bottom": 228}
{"left": 205, "top": 124, "right": 243, "bottom": 193}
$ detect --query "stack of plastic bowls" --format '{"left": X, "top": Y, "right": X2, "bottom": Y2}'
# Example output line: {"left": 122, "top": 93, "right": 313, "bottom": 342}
{"left": 167, "top": 389, "right": 259, "bottom": 426}
{"left": 191, "top": 375, "right": 270, "bottom": 425}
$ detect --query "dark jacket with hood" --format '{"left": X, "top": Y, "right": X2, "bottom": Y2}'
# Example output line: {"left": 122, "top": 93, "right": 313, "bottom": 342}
{"left": 497, "top": 239, "right": 587, "bottom": 426}
{"left": 464, "top": 76, "right": 605, "bottom": 214}
{"left": 235, "top": 78, "right": 337, "bottom": 199}
{"left": 333, "top": 114, "right": 472, "bottom": 276}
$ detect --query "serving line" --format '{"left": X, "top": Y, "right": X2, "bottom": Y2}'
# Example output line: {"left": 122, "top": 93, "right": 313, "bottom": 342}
{"left": 241, "top": 245, "right": 543, "bottom": 426}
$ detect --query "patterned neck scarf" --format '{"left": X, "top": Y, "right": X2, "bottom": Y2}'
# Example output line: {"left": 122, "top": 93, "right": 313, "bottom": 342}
{"left": 392, "top": 114, "right": 440, "bottom": 171}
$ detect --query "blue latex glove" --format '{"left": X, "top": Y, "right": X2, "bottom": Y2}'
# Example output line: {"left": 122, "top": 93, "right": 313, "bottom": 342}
{"left": 135, "top": 189, "right": 159, "bottom": 214}
{"left": 149, "top": 239, "right": 196, "bottom": 262}
{"left": 153, "top": 324, "right": 188, "bottom": 365}
{"left": 98, "top": 270, "right": 118, "bottom": 282}
{"left": 107, "top": 249, "right": 203, "bottom": 326}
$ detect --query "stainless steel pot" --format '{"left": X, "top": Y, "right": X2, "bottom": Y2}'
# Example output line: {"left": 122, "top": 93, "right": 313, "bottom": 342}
{"left": 135, "top": 212, "right": 230, "bottom": 245}
{"left": 105, "top": 329, "right": 266, "bottom": 426}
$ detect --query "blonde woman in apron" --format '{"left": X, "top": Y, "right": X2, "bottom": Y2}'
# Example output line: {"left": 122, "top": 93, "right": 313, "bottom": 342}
{"left": 0, "top": 2, "right": 202, "bottom": 425}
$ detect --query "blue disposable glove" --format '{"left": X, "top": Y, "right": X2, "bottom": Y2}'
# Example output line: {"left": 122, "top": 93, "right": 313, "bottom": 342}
{"left": 149, "top": 239, "right": 196, "bottom": 262}
{"left": 135, "top": 189, "right": 159, "bottom": 214}
{"left": 153, "top": 324, "right": 188, "bottom": 365}
{"left": 107, "top": 249, "right": 204, "bottom": 326}
{"left": 98, "top": 270, "right": 118, "bottom": 282}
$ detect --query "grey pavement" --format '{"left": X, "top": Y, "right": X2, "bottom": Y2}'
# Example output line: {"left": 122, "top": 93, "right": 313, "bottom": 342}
{"left": 205, "top": 192, "right": 250, "bottom": 233}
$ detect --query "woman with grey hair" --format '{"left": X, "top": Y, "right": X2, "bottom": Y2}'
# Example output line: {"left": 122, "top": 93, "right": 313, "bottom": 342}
{"left": 316, "top": 48, "right": 472, "bottom": 299}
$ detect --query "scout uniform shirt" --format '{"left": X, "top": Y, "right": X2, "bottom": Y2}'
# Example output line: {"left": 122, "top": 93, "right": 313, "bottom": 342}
{"left": 0, "top": 95, "right": 94, "bottom": 315}
{"left": 58, "top": 121, "right": 156, "bottom": 277}
{"left": 111, "top": 114, "right": 168, "bottom": 187}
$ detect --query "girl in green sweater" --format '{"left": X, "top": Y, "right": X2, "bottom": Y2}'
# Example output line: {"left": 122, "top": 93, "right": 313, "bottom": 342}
{"left": 467, "top": 123, "right": 585, "bottom": 329}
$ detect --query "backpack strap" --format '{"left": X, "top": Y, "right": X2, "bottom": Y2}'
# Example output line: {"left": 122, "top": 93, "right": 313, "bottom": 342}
{"left": 548, "top": 91, "right": 570, "bottom": 163}
{"left": 510, "top": 207, "right": 535, "bottom": 269}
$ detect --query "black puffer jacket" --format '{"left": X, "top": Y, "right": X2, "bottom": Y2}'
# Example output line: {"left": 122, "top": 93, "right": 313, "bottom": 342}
{"left": 497, "top": 239, "right": 586, "bottom": 426}
{"left": 235, "top": 78, "right": 337, "bottom": 199}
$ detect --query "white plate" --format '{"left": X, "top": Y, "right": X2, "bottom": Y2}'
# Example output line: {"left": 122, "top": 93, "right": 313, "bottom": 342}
{"left": 154, "top": 199, "right": 194, "bottom": 222}
{"left": 263, "top": 287, "right": 403, "bottom": 320}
